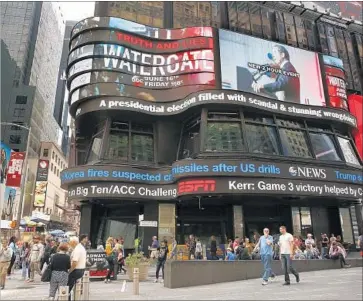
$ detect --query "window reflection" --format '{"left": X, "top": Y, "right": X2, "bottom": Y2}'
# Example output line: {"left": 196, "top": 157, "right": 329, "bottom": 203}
{"left": 206, "top": 122, "right": 243, "bottom": 152}
{"left": 309, "top": 132, "right": 341, "bottom": 161}
{"left": 179, "top": 116, "right": 201, "bottom": 159}
{"left": 87, "top": 135, "right": 103, "bottom": 163}
{"left": 245, "top": 124, "right": 280, "bottom": 155}
{"left": 279, "top": 128, "right": 312, "bottom": 158}
{"left": 337, "top": 136, "right": 360, "bottom": 166}
{"left": 105, "top": 121, "right": 154, "bottom": 163}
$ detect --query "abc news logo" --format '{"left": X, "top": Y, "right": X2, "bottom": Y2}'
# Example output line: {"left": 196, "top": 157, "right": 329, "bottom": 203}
{"left": 178, "top": 180, "right": 216, "bottom": 193}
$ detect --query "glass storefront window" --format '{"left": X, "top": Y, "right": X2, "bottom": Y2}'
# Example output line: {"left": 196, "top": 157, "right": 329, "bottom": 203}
{"left": 309, "top": 132, "right": 341, "bottom": 161}
{"left": 339, "top": 208, "right": 354, "bottom": 244}
{"left": 291, "top": 207, "right": 302, "bottom": 237}
{"left": 337, "top": 136, "right": 361, "bottom": 166}
{"left": 300, "top": 207, "right": 313, "bottom": 238}
{"left": 206, "top": 122, "right": 243, "bottom": 152}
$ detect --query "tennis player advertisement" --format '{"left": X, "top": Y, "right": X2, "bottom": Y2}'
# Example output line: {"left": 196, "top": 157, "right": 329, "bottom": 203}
{"left": 219, "top": 29, "right": 326, "bottom": 106}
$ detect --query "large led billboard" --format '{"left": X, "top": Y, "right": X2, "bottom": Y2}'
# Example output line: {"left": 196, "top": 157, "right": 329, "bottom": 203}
{"left": 219, "top": 29, "right": 326, "bottom": 106}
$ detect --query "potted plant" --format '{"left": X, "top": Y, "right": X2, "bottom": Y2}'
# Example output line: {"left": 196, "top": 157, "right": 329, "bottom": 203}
{"left": 124, "top": 252, "right": 150, "bottom": 281}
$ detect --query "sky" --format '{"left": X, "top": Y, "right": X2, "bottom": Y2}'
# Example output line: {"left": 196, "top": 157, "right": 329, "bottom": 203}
{"left": 58, "top": 1, "right": 95, "bottom": 22}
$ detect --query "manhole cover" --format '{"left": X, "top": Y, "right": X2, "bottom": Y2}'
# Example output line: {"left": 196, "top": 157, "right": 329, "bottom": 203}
{"left": 15, "top": 286, "right": 33, "bottom": 290}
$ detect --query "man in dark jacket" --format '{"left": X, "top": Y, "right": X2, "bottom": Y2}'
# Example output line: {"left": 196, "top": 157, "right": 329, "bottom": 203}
{"left": 210, "top": 236, "right": 217, "bottom": 260}
{"left": 41, "top": 238, "right": 56, "bottom": 270}
{"left": 252, "top": 45, "right": 300, "bottom": 103}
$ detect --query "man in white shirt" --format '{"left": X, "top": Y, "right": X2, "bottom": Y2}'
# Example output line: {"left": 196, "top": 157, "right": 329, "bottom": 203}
{"left": 67, "top": 234, "right": 88, "bottom": 301}
{"left": 27, "top": 235, "right": 44, "bottom": 282}
{"left": 279, "top": 226, "right": 300, "bottom": 285}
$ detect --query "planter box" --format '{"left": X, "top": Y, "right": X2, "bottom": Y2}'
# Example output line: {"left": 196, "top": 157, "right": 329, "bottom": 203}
{"left": 126, "top": 264, "right": 149, "bottom": 281}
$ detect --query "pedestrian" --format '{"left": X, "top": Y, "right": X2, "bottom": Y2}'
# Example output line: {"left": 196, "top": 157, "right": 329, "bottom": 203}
{"left": 117, "top": 248, "right": 127, "bottom": 274}
{"left": 20, "top": 241, "right": 30, "bottom": 280}
{"left": 7, "top": 236, "right": 17, "bottom": 278}
{"left": 321, "top": 233, "right": 329, "bottom": 259}
{"left": 187, "top": 235, "right": 196, "bottom": 260}
{"left": 104, "top": 237, "right": 116, "bottom": 283}
{"left": 41, "top": 238, "right": 56, "bottom": 271}
{"left": 0, "top": 239, "right": 12, "bottom": 290}
{"left": 149, "top": 236, "right": 159, "bottom": 260}
{"left": 195, "top": 238, "right": 203, "bottom": 260}
{"left": 253, "top": 228, "right": 276, "bottom": 285}
{"left": 48, "top": 243, "right": 71, "bottom": 300}
{"left": 170, "top": 237, "right": 177, "bottom": 260}
{"left": 27, "top": 235, "right": 44, "bottom": 283}
{"left": 67, "top": 235, "right": 88, "bottom": 301}
{"left": 97, "top": 240, "right": 104, "bottom": 251}
{"left": 278, "top": 226, "right": 300, "bottom": 285}
{"left": 358, "top": 232, "right": 363, "bottom": 258}
{"left": 210, "top": 236, "right": 218, "bottom": 260}
{"left": 154, "top": 240, "right": 168, "bottom": 283}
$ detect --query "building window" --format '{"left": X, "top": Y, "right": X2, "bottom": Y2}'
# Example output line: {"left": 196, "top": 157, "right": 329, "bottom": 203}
{"left": 276, "top": 119, "right": 312, "bottom": 158}
{"left": 43, "top": 149, "right": 49, "bottom": 157}
{"left": 105, "top": 121, "right": 154, "bottom": 163}
{"left": 50, "top": 163, "right": 53, "bottom": 173}
{"left": 9, "top": 135, "right": 21, "bottom": 144}
{"left": 15, "top": 95, "right": 28, "bottom": 104}
{"left": 291, "top": 207, "right": 312, "bottom": 238}
{"left": 179, "top": 115, "right": 201, "bottom": 159}
{"left": 52, "top": 151, "right": 55, "bottom": 159}
{"left": 244, "top": 115, "right": 280, "bottom": 155}
{"left": 205, "top": 111, "right": 244, "bottom": 152}
{"left": 13, "top": 108, "right": 25, "bottom": 117}
{"left": 10, "top": 121, "right": 24, "bottom": 130}
{"left": 337, "top": 136, "right": 361, "bottom": 166}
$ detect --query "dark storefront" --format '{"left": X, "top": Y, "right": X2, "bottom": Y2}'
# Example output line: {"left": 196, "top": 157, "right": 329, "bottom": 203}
{"left": 62, "top": 15, "right": 363, "bottom": 254}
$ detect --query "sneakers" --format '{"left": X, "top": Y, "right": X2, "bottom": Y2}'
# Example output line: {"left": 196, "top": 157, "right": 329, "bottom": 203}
{"left": 269, "top": 275, "right": 276, "bottom": 282}
{"left": 262, "top": 280, "right": 268, "bottom": 286}
{"left": 154, "top": 279, "right": 158, "bottom": 283}
{"left": 282, "top": 282, "right": 290, "bottom": 286}
{"left": 160, "top": 279, "right": 164, "bottom": 284}
{"left": 344, "top": 264, "right": 351, "bottom": 268}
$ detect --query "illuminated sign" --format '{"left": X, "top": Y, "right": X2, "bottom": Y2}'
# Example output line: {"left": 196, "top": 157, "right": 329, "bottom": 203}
{"left": 178, "top": 180, "right": 216, "bottom": 194}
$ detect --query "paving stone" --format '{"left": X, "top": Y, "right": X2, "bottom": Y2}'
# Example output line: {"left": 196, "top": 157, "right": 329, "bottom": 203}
{"left": 0, "top": 267, "right": 361, "bottom": 300}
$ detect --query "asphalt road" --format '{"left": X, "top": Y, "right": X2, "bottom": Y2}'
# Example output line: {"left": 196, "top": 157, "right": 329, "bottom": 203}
{"left": 0, "top": 267, "right": 361, "bottom": 300}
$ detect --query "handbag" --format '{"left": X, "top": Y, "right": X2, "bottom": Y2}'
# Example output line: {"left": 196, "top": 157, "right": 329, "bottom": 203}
{"left": 41, "top": 256, "right": 53, "bottom": 282}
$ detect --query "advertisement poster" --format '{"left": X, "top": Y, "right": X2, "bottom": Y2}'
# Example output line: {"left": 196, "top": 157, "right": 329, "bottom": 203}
{"left": 33, "top": 181, "right": 48, "bottom": 208}
{"left": 6, "top": 152, "right": 25, "bottom": 187}
{"left": 219, "top": 29, "right": 325, "bottom": 106}
{"left": 86, "top": 250, "right": 110, "bottom": 278}
{"left": 0, "top": 142, "right": 12, "bottom": 184}
{"left": 348, "top": 94, "right": 363, "bottom": 159}
{"left": 36, "top": 160, "right": 50, "bottom": 181}
{"left": 2, "top": 186, "right": 17, "bottom": 220}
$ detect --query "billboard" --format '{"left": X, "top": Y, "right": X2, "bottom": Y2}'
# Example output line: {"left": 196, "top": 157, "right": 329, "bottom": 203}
{"left": 219, "top": 29, "right": 325, "bottom": 106}
{"left": 2, "top": 187, "right": 17, "bottom": 219}
{"left": 70, "top": 71, "right": 216, "bottom": 92}
{"left": 348, "top": 94, "right": 363, "bottom": 159}
{"left": 0, "top": 142, "right": 12, "bottom": 184}
{"left": 33, "top": 159, "right": 49, "bottom": 208}
{"left": 71, "top": 16, "right": 213, "bottom": 40}
{"left": 322, "top": 55, "right": 348, "bottom": 110}
{"left": 6, "top": 152, "right": 25, "bottom": 187}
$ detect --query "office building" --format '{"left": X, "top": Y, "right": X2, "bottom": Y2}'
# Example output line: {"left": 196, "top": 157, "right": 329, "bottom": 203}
{"left": 62, "top": 2, "right": 362, "bottom": 253}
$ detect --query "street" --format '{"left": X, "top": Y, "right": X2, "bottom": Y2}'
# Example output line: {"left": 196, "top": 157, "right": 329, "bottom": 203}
{"left": 0, "top": 267, "right": 361, "bottom": 300}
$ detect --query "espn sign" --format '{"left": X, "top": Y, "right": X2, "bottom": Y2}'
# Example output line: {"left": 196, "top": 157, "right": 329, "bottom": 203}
{"left": 178, "top": 180, "right": 216, "bottom": 194}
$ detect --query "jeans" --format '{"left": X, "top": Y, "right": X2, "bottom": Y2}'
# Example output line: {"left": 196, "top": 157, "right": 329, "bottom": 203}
{"left": 7, "top": 254, "right": 15, "bottom": 276}
{"left": 280, "top": 254, "right": 299, "bottom": 284}
{"left": 67, "top": 269, "right": 85, "bottom": 301}
{"left": 330, "top": 254, "right": 347, "bottom": 268}
{"left": 321, "top": 247, "right": 328, "bottom": 259}
{"left": 261, "top": 254, "right": 275, "bottom": 281}
{"left": 21, "top": 260, "right": 28, "bottom": 279}
{"left": 155, "top": 260, "right": 165, "bottom": 279}
{"left": 29, "top": 261, "right": 41, "bottom": 280}
{"left": 106, "top": 260, "right": 114, "bottom": 280}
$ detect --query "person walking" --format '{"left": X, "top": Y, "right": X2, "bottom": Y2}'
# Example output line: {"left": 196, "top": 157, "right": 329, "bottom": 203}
{"left": 104, "top": 237, "right": 116, "bottom": 283}
{"left": 48, "top": 243, "right": 71, "bottom": 300}
{"left": 279, "top": 226, "right": 300, "bottom": 285}
{"left": 7, "top": 236, "right": 17, "bottom": 278}
{"left": 253, "top": 228, "right": 276, "bottom": 285}
{"left": 0, "top": 239, "right": 12, "bottom": 290}
{"left": 67, "top": 235, "right": 88, "bottom": 301}
{"left": 210, "top": 236, "right": 218, "bottom": 260}
{"left": 20, "top": 242, "right": 30, "bottom": 280}
{"left": 27, "top": 235, "right": 44, "bottom": 283}
{"left": 154, "top": 240, "right": 168, "bottom": 283}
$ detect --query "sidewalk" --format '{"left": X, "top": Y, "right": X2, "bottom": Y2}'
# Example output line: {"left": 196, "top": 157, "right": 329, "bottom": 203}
{"left": 1, "top": 267, "right": 361, "bottom": 300}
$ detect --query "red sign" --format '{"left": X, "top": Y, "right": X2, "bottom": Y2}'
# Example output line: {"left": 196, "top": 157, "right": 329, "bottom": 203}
{"left": 324, "top": 66, "right": 345, "bottom": 80}
{"left": 348, "top": 94, "right": 363, "bottom": 159}
{"left": 178, "top": 180, "right": 216, "bottom": 194}
{"left": 6, "top": 152, "right": 25, "bottom": 187}
{"left": 326, "top": 75, "right": 348, "bottom": 110}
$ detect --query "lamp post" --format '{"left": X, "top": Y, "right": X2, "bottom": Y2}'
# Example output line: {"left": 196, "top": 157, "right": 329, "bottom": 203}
{"left": 1, "top": 122, "right": 31, "bottom": 236}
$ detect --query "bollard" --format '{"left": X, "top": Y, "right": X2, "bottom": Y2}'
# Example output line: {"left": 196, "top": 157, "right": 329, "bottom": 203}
{"left": 74, "top": 279, "right": 82, "bottom": 300}
{"left": 121, "top": 280, "right": 127, "bottom": 293}
{"left": 82, "top": 271, "right": 90, "bottom": 301}
{"left": 58, "top": 286, "right": 69, "bottom": 301}
{"left": 133, "top": 267, "right": 139, "bottom": 295}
